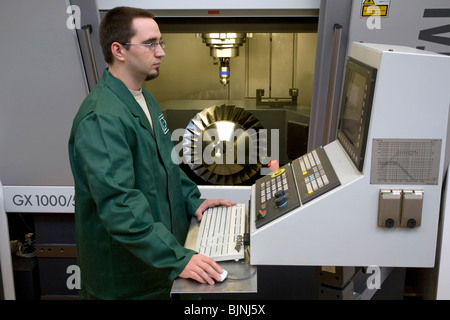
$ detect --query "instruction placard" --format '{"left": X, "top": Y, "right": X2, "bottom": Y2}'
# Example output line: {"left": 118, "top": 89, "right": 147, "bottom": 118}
{"left": 361, "top": 0, "right": 390, "bottom": 17}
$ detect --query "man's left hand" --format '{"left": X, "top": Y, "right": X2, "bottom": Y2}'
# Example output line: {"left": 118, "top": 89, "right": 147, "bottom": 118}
{"left": 194, "top": 199, "right": 236, "bottom": 221}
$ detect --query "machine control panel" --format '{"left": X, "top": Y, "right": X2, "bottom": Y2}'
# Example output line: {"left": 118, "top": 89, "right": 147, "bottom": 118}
{"left": 255, "top": 163, "right": 300, "bottom": 229}
{"left": 292, "top": 147, "right": 341, "bottom": 204}
{"left": 253, "top": 147, "right": 340, "bottom": 229}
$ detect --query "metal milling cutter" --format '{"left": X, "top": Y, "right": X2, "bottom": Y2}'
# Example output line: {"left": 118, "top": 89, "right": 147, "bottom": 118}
{"left": 197, "top": 33, "right": 251, "bottom": 85}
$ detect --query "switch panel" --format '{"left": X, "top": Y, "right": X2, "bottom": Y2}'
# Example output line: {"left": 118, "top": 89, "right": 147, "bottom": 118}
{"left": 254, "top": 163, "right": 301, "bottom": 229}
{"left": 401, "top": 190, "right": 424, "bottom": 228}
{"left": 378, "top": 189, "right": 402, "bottom": 228}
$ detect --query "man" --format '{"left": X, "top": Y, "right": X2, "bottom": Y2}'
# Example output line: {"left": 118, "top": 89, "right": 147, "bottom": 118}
{"left": 68, "top": 7, "right": 234, "bottom": 299}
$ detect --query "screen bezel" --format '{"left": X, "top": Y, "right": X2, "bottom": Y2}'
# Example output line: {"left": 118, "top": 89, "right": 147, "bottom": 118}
{"left": 337, "top": 57, "right": 377, "bottom": 172}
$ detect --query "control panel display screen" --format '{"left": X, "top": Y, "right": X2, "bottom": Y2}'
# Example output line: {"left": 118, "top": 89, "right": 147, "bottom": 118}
{"left": 337, "top": 57, "right": 377, "bottom": 172}
{"left": 340, "top": 72, "right": 367, "bottom": 147}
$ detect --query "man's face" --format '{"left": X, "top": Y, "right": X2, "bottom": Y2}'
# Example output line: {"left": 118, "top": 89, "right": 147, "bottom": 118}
{"left": 125, "top": 17, "right": 165, "bottom": 81}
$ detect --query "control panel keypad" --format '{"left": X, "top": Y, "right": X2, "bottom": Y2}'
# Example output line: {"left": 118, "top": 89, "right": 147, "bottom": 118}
{"left": 255, "top": 164, "right": 300, "bottom": 229}
{"left": 293, "top": 147, "right": 341, "bottom": 204}
{"left": 260, "top": 171, "right": 289, "bottom": 204}
{"left": 298, "top": 149, "right": 330, "bottom": 195}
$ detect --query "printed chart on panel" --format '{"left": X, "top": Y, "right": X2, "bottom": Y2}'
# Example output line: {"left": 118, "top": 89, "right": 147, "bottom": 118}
{"left": 371, "top": 139, "right": 441, "bottom": 185}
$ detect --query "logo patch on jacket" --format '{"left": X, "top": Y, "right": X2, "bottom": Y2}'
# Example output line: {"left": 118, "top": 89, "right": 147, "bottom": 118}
{"left": 158, "top": 114, "right": 169, "bottom": 135}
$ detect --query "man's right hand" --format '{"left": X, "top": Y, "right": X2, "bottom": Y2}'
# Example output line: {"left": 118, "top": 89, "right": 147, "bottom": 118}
{"left": 178, "top": 254, "right": 223, "bottom": 285}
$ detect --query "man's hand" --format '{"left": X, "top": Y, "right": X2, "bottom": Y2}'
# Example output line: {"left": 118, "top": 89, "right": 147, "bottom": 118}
{"left": 178, "top": 254, "right": 223, "bottom": 285}
{"left": 194, "top": 199, "right": 236, "bottom": 221}
{"left": 181, "top": 199, "right": 235, "bottom": 285}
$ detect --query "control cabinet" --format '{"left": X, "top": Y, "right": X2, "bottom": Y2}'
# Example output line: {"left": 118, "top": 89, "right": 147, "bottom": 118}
{"left": 249, "top": 43, "right": 450, "bottom": 267}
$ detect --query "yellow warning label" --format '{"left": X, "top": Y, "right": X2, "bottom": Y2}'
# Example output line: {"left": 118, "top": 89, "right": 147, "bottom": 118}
{"left": 362, "top": 5, "right": 389, "bottom": 17}
{"left": 361, "top": 0, "right": 390, "bottom": 17}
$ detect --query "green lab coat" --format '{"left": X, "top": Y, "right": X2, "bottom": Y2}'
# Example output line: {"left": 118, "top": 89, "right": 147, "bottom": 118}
{"left": 68, "top": 69, "right": 203, "bottom": 299}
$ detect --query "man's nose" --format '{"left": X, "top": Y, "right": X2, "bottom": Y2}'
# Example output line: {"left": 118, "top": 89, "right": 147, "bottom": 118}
{"left": 155, "top": 44, "right": 165, "bottom": 57}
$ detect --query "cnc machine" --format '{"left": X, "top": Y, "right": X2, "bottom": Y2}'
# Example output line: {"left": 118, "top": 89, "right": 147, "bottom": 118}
{"left": 2, "top": 0, "right": 450, "bottom": 300}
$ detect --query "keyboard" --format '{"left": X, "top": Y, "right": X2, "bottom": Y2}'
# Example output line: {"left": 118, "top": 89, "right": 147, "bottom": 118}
{"left": 195, "top": 204, "right": 246, "bottom": 262}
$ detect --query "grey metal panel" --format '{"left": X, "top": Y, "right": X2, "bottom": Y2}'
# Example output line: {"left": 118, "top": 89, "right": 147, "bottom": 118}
{"left": 0, "top": 0, "right": 89, "bottom": 186}
{"left": 96, "top": 0, "right": 320, "bottom": 11}
{"left": 347, "top": 0, "right": 450, "bottom": 55}
{"left": 308, "top": 0, "right": 352, "bottom": 150}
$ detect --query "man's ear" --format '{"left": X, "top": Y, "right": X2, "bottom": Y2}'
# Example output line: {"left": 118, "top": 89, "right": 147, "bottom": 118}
{"left": 111, "top": 42, "right": 126, "bottom": 63}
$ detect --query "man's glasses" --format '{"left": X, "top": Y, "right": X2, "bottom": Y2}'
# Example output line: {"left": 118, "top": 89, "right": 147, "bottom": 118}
{"left": 122, "top": 41, "right": 166, "bottom": 51}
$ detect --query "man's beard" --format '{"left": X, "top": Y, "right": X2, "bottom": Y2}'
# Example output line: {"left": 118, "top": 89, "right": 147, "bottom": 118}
{"left": 145, "top": 68, "right": 160, "bottom": 81}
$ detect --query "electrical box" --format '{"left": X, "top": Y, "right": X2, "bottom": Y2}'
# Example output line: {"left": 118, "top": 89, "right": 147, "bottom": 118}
{"left": 378, "top": 190, "right": 402, "bottom": 228}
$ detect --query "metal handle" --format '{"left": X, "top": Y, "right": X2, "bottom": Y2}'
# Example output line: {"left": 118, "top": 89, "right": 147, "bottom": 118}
{"left": 323, "top": 24, "right": 343, "bottom": 145}
{"left": 81, "top": 24, "right": 99, "bottom": 86}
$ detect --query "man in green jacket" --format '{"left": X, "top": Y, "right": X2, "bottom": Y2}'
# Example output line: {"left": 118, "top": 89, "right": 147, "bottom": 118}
{"left": 68, "top": 7, "right": 233, "bottom": 299}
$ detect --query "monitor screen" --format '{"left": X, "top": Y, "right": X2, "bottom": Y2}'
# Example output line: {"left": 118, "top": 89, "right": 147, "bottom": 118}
{"left": 337, "top": 57, "right": 377, "bottom": 172}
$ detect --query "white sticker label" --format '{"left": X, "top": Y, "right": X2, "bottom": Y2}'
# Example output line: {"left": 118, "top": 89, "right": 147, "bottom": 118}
{"left": 3, "top": 186, "right": 75, "bottom": 213}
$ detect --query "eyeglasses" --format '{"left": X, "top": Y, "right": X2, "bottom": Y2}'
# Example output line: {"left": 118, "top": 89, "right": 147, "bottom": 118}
{"left": 122, "top": 41, "right": 166, "bottom": 51}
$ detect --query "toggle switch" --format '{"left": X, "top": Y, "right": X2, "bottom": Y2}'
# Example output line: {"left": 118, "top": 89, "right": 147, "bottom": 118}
{"left": 258, "top": 210, "right": 266, "bottom": 219}
{"left": 378, "top": 189, "right": 402, "bottom": 228}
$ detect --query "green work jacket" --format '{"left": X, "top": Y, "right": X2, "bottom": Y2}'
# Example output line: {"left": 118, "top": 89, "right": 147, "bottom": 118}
{"left": 68, "top": 69, "right": 203, "bottom": 299}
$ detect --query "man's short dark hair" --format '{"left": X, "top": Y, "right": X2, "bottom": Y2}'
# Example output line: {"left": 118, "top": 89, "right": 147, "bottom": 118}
{"left": 99, "top": 7, "right": 155, "bottom": 64}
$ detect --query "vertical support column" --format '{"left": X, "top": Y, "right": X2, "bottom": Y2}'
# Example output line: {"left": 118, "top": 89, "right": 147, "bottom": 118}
{"left": 0, "top": 180, "right": 15, "bottom": 300}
